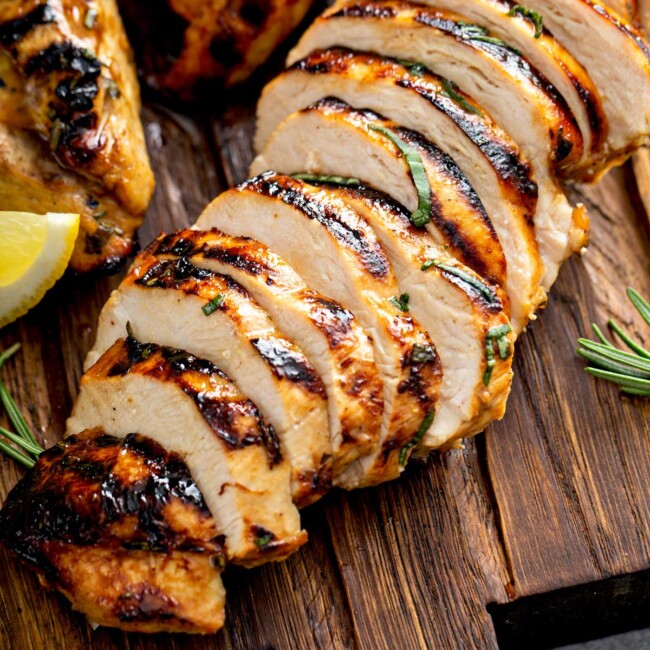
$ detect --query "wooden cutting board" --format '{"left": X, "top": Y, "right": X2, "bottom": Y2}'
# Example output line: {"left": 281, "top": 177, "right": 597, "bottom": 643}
{"left": 1, "top": 32, "right": 650, "bottom": 650}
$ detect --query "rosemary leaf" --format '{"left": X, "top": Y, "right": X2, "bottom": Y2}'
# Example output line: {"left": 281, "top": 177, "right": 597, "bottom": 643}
{"left": 585, "top": 367, "right": 650, "bottom": 393}
{"left": 0, "top": 426, "right": 43, "bottom": 456}
{"left": 423, "top": 259, "right": 499, "bottom": 305}
{"left": 0, "top": 438, "right": 36, "bottom": 468}
{"left": 440, "top": 78, "right": 483, "bottom": 116}
{"left": 592, "top": 323, "right": 615, "bottom": 348}
{"left": 608, "top": 319, "right": 650, "bottom": 359}
{"left": 577, "top": 348, "right": 650, "bottom": 379}
{"left": 628, "top": 288, "right": 650, "bottom": 327}
{"left": 577, "top": 339, "right": 650, "bottom": 376}
{"left": 0, "top": 342, "right": 21, "bottom": 370}
{"left": 0, "top": 383, "right": 38, "bottom": 447}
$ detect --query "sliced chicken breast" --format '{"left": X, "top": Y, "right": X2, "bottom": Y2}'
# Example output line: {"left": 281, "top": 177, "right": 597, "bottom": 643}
{"left": 319, "top": 181, "right": 515, "bottom": 450}
{"left": 394, "top": 0, "right": 607, "bottom": 173}
{"left": 85, "top": 252, "right": 331, "bottom": 508}
{"left": 0, "top": 428, "right": 227, "bottom": 634}
{"left": 255, "top": 53, "right": 550, "bottom": 329}
{"left": 148, "top": 228, "right": 384, "bottom": 476}
{"left": 196, "top": 172, "right": 442, "bottom": 489}
{"left": 286, "top": 1, "right": 590, "bottom": 288}
{"left": 69, "top": 338, "right": 306, "bottom": 567}
{"left": 519, "top": 0, "right": 650, "bottom": 163}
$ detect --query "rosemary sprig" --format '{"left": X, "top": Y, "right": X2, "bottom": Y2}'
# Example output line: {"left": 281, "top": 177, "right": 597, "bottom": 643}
{"left": 577, "top": 288, "right": 650, "bottom": 396}
{"left": 0, "top": 343, "right": 44, "bottom": 468}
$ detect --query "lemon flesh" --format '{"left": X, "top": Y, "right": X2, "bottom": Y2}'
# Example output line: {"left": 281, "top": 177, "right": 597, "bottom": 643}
{"left": 0, "top": 212, "right": 80, "bottom": 328}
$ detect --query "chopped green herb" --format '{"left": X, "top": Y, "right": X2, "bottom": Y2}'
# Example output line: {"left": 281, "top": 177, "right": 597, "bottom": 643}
{"left": 368, "top": 124, "right": 431, "bottom": 227}
{"left": 411, "top": 344, "right": 436, "bottom": 365}
{"left": 577, "top": 289, "right": 650, "bottom": 397}
{"left": 483, "top": 324, "right": 513, "bottom": 385}
{"left": 202, "top": 294, "right": 224, "bottom": 316}
{"left": 292, "top": 173, "right": 361, "bottom": 187}
{"left": 399, "top": 410, "right": 435, "bottom": 466}
{"left": 508, "top": 5, "right": 544, "bottom": 38}
{"left": 458, "top": 21, "right": 522, "bottom": 55}
{"left": 395, "top": 58, "right": 427, "bottom": 77}
{"left": 390, "top": 293, "right": 410, "bottom": 312}
{"left": 421, "top": 259, "right": 499, "bottom": 305}
{"left": 254, "top": 534, "right": 273, "bottom": 548}
{"left": 439, "top": 78, "right": 483, "bottom": 116}
{"left": 84, "top": 7, "right": 98, "bottom": 29}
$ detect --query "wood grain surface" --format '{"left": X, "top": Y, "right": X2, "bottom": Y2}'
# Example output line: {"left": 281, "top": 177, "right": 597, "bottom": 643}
{"left": 1, "top": 34, "right": 650, "bottom": 650}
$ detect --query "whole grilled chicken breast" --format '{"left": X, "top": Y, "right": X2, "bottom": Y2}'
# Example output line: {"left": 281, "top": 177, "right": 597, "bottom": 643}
{"left": 0, "top": 0, "right": 154, "bottom": 272}
{"left": 69, "top": 337, "right": 307, "bottom": 566}
{"left": 148, "top": 228, "right": 384, "bottom": 476}
{"left": 196, "top": 172, "right": 442, "bottom": 489}
{"left": 0, "top": 428, "right": 227, "bottom": 634}
{"left": 86, "top": 252, "right": 331, "bottom": 507}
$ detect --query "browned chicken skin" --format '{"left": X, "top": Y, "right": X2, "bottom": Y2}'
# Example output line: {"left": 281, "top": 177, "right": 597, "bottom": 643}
{"left": 0, "top": 428, "right": 227, "bottom": 634}
{"left": 0, "top": 0, "right": 154, "bottom": 272}
{"left": 118, "top": 0, "right": 314, "bottom": 97}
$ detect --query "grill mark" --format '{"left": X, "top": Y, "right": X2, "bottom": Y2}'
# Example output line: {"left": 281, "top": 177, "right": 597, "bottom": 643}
{"left": 0, "top": 3, "right": 56, "bottom": 47}
{"left": 301, "top": 292, "right": 356, "bottom": 348}
{"left": 326, "top": 2, "right": 581, "bottom": 162}
{"left": 289, "top": 48, "right": 538, "bottom": 211}
{"left": 109, "top": 339, "right": 283, "bottom": 465}
{"left": 395, "top": 77, "right": 537, "bottom": 208}
{"left": 251, "top": 338, "right": 327, "bottom": 397}
{"left": 242, "top": 172, "right": 390, "bottom": 280}
{"left": 329, "top": 184, "right": 506, "bottom": 313}
{"left": 0, "top": 429, "right": 224, "bottom": 568}
{"left": 394, "top": 126, "right": 500, "bottom": 281}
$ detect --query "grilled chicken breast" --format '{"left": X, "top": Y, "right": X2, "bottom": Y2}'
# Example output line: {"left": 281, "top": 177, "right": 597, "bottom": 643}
{"left": 0, "top": 428, "right": 227, "bottom": 634}
{"left": 287, "top": 1, "right": 590, "bottom": 289}
{"left": 398, "top": 0, "right": 607, "bottom": 174}
{"left": 148, "top": 228, "right": 383, "bottom": 476}
{"left": 69, "top": 337, "right": 307, "bottom": 566}
{"left": 255, "top": 55, "right": 549, "bottom": 331}
{"left": 85, "top": 252, "right": 331, "bottom": 507}
{"left": 319, "top": 182, "right": 514, "bottom": 450}
{"left": 118, "top": 0, "right": 313, "bottom": 97}
{"left": 0, "top": 0, "right": 154, "bottom": 272}
{"left": 196, "top": 172, "right": 442, "bottom": 488}
{"left": 517, "top": 0, "right": 650, "bottom": 165}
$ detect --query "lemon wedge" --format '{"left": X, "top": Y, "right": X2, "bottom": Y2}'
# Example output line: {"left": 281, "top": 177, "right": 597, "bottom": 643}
{"left": 0, "top": 212, "right": 80, "bottom": 328}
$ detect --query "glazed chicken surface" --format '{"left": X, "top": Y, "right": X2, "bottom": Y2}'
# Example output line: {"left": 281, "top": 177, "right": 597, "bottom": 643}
{"left": 0, "top": 0, "right": 154, "bottom": 272}
{"left": 0, "top": 428, "right": 226, "bottom": 633}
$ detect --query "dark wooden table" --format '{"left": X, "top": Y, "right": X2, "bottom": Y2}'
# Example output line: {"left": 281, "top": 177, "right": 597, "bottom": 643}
{"left": 1, "top": 33, "right": 650, "bottom": 650}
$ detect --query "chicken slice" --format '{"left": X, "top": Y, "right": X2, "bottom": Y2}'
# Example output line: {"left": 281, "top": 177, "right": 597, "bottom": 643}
{"left": 319, "top": 181, "right": 514, "bottom": 450}
{"left": 85, "top": 252, "right": 331, "bottom": 507}
{"left": 390, "top": 0, "right": 608, "bottom": 174}
{"left": 69, "top": 338, "right": 306, "bottom": 566}
{"left": 148, "top": 228, "right": 384, "bottom": 476}
{"left": 196, "top": 172, "right": 442, "bottom": 489}
{"left": 0, "top": 428, "right": 226, "bottom": 634}
{"left": 517, "top": 0, "right": 650, "bottom": 164}
{"left": 255, "top": 54, "right": 550, "bottom": 329}
{"left": 0, "top": 0, "right": 154, "bottom": 271}
{"left": 286, "top": 1, "right": 590, "bottom": 288}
